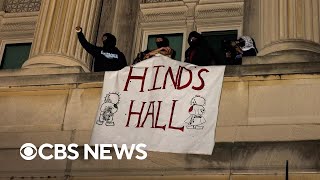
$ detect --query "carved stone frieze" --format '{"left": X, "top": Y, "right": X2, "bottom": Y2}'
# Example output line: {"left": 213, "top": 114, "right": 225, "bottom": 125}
{"left": 196, "top": 3, "right": 243, "bottom": 19}
{"left": 4, "top": 0, "right": 41, "bottom": 13}
{"left": 0, "top": 12, "right": 38, "bottom": 32}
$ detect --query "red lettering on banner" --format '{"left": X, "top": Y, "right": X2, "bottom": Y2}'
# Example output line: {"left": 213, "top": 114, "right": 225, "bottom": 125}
{"left": 125, "top": 100, "right": 182, "bottom": 132}
{"left": 126, "top": 100, "right": 147, "bottom": 127}
{"left": 192, "top": 68, "right": 209, "bottom": 90}
{"left": 140, "top": 101, "right": 155, "bottom": 128}
{"left": 124, "top": 66, "right": 148, "bottom": 92}
{"left": 177, "top": 67, "right": 192, "bottom": 90}
{"left": 148, "top": 66, "right": 165, "bottom": 91}
{"left": 154, "top": 101, "right": 166, "bottom": 131}
{"left": 168, "top": 100, "right": 184, "bottom": 132}
{"left": 163, "top": 66, "right": 181, "bottom": 89}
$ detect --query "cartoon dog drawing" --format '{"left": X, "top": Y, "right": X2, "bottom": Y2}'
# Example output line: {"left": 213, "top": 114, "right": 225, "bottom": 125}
{"left": 185, "top": 95, "right": 206, "bottom": 130}
{"left": 97, "top": 93, "right": 120, "bottom": 126}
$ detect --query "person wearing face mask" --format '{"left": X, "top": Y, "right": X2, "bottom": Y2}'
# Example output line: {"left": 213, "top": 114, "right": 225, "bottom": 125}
{"left": 144, "top": 35, "right": 176, "bottom": 59}
{"left": 133, "top": 35, "right": 176, "bottom": 65}
{"left": 236, "top": 36, "right": 258, "bottom": 57}
{"left": 75, "top": 26, "right": 127, "bottom": 72}
{"left": 185, "top": 31, "right": 216, "bottom": 66}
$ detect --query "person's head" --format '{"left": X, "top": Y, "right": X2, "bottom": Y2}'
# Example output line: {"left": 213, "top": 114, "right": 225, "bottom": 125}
{"left": 238, "top": 36, "right": 254, "bottom": 50}
{"left": 188, "top": 31, "right": 202, "bottom": 47}
{"left": 237, "top": 38, "right": 246, "bottom": 48}
{"left": 155, "top": 35, "right": 169, "bottom": 48}
{"left": 102, "top": 33, "right": 116, "bottom": 49}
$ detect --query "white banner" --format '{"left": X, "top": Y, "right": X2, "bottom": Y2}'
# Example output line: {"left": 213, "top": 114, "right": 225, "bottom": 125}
{"left": 90, "top": 55, "right": 225, "bottom": 155}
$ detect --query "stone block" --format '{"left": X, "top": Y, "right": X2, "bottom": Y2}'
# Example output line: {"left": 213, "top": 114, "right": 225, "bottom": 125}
{"left": 235, "top": 125, "right": 320, "bottom": 142}
{"left": 73, "top": 130, "right": 92, "bottom": 145}
{"left": 217, "top": 82, "right": 248, "bottom": 127}
{"left": 69, "top": 143, "right": 232, "bottom": 176}
{"left": 248, "top": 79, "right": 320, "bottom": 125}
{"left": 231, "top": 141, "right": 320, "bottom": 174}
{"left": 63, "top": 88, "right": 101, "bottom": 131}
{"left": 231, "top": 175, "right": 284, "bottom": 180}
{"left": 71, "top": 175, "right": 230, "bottom": 180}
{"left": 231, "top": 174, "right": 320, "bottom": 180}
{"left": 0, "top": 90, "right": 68, "bottom": 132}
{"left": 0, "top": 148, "right": 66, "bottom": 177}
{"left": 215, "top": 126, "right": 236, "bottom": 142}
{"left": 0, "top": 131, "right": 72, "bottom": 149}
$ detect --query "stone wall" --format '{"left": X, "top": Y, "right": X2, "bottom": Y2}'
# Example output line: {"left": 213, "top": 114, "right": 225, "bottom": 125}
{"left": 0, "top": 63, "right": 320, "bottom": 179}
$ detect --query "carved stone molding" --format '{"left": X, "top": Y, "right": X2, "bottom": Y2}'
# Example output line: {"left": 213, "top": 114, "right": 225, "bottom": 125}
{"left": 196, "top": 3, "right": 243, "bottom": 19}
{"left": 0, "top": 11, "right": 38, "bottom": 32}
{"left": 4, "top": 0, "right": 41, "bottom": 13}
{"left": 139, "top": 6, "right": 188, "bottom": 22}
{"left": 139, "top": 0, "right": 243, "bottom": 24}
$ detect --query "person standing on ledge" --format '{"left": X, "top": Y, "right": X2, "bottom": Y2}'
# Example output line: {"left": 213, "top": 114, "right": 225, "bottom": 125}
{"left": 75, "top": 26, "right": 127, "bottom": 72}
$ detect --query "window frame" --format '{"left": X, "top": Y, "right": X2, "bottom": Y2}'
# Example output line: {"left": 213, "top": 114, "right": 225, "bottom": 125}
{"left": 137, "top": 28, "right": 188, "bottom": 62}
{"left": 197, "top": 23, "right": 243, "bottom": 39}
{"left": 0, "top": 39, "right": 33, "bottom": 68}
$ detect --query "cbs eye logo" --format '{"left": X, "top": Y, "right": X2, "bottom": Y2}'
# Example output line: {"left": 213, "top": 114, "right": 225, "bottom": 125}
{"left": 20, "top": 143, "right": 37, "bottom": 160}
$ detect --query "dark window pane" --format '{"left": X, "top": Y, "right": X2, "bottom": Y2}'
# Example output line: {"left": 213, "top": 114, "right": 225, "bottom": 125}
{"left": 0, "top": 43, "right": 32, "bottom": 69}
{"left": 147, "top": 33, "right": 183, "bottom": 61}
{"left": 202, "top": 30, "right": 238, "bottom": 65}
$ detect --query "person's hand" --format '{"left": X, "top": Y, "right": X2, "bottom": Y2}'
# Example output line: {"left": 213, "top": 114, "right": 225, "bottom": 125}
{"left": 235, "top": 46, "right": 243, "bottom": 54}
{"left": 143, "top": 54, "right": 151, "bottom": 60}
{"left": 75, "top": 26, "right": 82, "bottom": 33}
{"left": 158, "top": 47, "right": 172, "bottom": 55}
{"left": 231, "top": 41, "right": 237, "bottom": 47}
{"left": 226, "top": 52, "right": 231, "bottom": 58}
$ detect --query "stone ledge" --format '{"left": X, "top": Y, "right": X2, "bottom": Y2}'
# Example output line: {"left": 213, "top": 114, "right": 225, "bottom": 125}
{"left": 0, "top": 62, "right": 320, "bottom": 88}
{"left": 0, "top": 66, "right": 84, "bottom": 77}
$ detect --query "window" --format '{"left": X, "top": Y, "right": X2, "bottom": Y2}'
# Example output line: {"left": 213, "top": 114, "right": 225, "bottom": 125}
{"left": 202, "top": 30, "right": 238, "bottom": 65}
{"left": 0, "top": 43, "right": 32, "bottom": 69}
{"left": 147, "top": 33, "right": 184, "bottom": 61}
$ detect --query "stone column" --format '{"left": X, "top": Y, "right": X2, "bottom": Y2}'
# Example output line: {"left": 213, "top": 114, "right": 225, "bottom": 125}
{"left": 243, "top": 0, "right": 320, "bottom": 63}
{"left": 96, "top": 0, "right": 140, "bottom": 63}
{"left": 23, "top": 0, "right": 102, "bottom": 72}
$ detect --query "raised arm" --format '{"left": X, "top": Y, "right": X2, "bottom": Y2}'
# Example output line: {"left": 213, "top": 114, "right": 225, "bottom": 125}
{"left": 75, "top": 27, "right": 100, "bottom": 56}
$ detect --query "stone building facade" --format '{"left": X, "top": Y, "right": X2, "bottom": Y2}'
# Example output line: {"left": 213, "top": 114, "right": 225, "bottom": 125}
{"left": 0, "top": 0, "right": 320, "bottom": 179}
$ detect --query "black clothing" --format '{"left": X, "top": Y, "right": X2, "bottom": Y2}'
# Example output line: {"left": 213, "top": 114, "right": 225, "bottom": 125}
{"left": 132, "top": 50, "right": 150, "bottom": 65}
{"left": 102, "top": 33, "right": 117, "bottom": 50}
{"left": 242, "top": 48, "right": 257, "bottom": 56}
{"left": 77, "top": 32, "right": 127, "bottom": 72}
{"left": 185, "top": 31, "right": 216, "bottom": 66}
{"left": 155, "top": 36, "right": 170, "bottom": 48}
{"left": 238, "top": 36, "right": 258, "bottom": 56}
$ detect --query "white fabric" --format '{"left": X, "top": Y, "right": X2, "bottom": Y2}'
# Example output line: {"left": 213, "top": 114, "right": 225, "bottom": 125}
{"left": 240, "top": 36, "right": 255, "bottom": 51}
{"left": 90, "top": 55, "right": 225, "bottom": 155}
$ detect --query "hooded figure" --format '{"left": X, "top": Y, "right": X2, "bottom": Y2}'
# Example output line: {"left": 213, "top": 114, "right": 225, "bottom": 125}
{"left": 132, "top": 35, "right": 176, "bottom": 65}
{"left": 237, "top": 36, "right": 258, "bottom": 56}
{"left": 185, "top": 31, "right": 216, "bottom": 66}
{"left": 155, "top": 35, "right": 169, "bottom": 48}
{"left": 76, "top": 27, "right": 127, "bottom": 72}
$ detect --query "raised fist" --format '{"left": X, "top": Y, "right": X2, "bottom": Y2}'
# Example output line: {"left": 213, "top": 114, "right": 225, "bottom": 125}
{"left": 75, "top": 26, "right": 82, "bottom": 33}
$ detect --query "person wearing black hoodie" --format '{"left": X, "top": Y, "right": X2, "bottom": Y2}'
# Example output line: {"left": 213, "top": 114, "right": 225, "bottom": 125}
{"left": 185, "top": 31, "right": 216, "bottom": 66}
{"left": 75, "top": 27, "right": 127, "bottom": 72}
